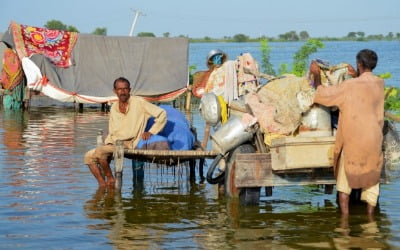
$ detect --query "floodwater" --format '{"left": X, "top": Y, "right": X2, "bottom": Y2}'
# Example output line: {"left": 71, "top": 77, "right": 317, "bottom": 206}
{"left": 0, "top": 107, "right": 399, "bottom": 249}
{"left": 1, "top": 41, "right": 400, "bottom": 249}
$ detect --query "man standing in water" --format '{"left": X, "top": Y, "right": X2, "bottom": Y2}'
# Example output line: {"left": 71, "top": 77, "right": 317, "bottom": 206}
{"left": 84, "top": 77, "right": 167, "bottom": 187}
{"left": 313, "top": 49, "right": 384, "bottom": 216}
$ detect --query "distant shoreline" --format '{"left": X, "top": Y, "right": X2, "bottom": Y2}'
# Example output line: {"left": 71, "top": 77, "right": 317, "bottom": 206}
{"left": 188, "top": 37, "right": 400, "bottom": 43}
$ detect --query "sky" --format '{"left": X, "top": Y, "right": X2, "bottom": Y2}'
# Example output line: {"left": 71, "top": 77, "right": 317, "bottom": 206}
{"left": 1, "top": 0, "right": 400, "bottom": 38}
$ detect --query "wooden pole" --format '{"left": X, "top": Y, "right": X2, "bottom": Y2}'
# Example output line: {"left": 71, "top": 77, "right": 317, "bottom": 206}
{"left": 385, "top": 111, "right": 400, "bottom": 123}
{"left": 96, "top": 130, "right": 104, "bottom": 147}
{"left": 96, "top": 130, "right": 105, "bottom": 178}
{"left": 202, "top": 123, "right": 210, "bottom": 150}
{"left": 114, "top": 140, "right": 124, "bottom": 189}
{"left": 185, "top": 88, "right": 192, "bottom": 111}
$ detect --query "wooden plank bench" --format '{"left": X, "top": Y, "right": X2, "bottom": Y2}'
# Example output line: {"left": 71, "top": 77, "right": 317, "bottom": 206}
{"left": 113, "top": 140, "right": 218, "bottom": 189}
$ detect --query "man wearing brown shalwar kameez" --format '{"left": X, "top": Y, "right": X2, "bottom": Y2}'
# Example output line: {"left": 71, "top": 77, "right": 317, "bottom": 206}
{"left": 314, "top": 49, "right": 384, "bottom": 216}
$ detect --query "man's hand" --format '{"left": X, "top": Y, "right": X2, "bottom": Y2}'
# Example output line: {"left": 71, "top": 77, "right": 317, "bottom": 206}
{"left": 347, "top": 64, "right": 357, "bottom": 78}
{"left": 309, "top": 60, "right": 320, "bottom": 76}
{"left": 141, "top": 132, "right": 152, "bottom": 141}
{"left": 309, "top": 61, "right": 322, "bottom": 87}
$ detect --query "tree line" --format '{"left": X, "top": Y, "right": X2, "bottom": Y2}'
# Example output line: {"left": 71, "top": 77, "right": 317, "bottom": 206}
{"left": 44, "top": 20, "right": 107, "bottom": 36}
{"left": 43, "top": 20, "right": 400, "bottom": 42}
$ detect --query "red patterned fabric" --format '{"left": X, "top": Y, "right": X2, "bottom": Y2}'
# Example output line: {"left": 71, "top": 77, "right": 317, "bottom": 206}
{"left": 1, "top": 48, "right": 23, "bottom": 90}
{"left": 10, "top": 21, "right": 78, "bottom": 68}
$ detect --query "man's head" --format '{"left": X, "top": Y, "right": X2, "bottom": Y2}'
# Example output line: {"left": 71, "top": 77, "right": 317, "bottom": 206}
{"left": 356, "top": 49, "right": 378, "bottom": 73}
{"left": 113, "top": 77, "right": 131, "bottom": 103}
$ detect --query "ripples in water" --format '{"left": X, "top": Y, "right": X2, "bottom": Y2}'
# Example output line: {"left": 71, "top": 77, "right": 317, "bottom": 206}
{"left": 0, "top": 107, "right": 398, "bottom": 249}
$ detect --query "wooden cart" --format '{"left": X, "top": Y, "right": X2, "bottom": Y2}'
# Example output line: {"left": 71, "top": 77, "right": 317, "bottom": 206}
{"left": 206, "top": 135, "right": 338, "bottom": 205}
{"left": 218, "top": 135, "right": 390, "bottom": 205}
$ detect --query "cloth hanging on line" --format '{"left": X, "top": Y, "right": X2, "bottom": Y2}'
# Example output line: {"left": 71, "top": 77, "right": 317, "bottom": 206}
{"left": 10, "top": 21, "right": 78, "bottom": 68}
{"left": 1, "top": 48, "right": 23, "bottom": 90}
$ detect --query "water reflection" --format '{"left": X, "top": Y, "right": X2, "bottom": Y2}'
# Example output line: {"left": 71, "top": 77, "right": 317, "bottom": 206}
{"left": 0, "top": 107, "right": 398, "bottom": 249}
{"left": 84, "top": 175, "right": 223, "bottom": 249}
{"left": 83, "top": 177, "right": 393, "bottom": 249}
{"left": 332, "top": 214, "right": 387, "bottom": 249}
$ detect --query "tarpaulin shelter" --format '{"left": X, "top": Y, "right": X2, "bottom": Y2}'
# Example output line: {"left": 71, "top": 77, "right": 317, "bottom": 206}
{"left": 0, "top": 22, "right": 189, "bottom": 104}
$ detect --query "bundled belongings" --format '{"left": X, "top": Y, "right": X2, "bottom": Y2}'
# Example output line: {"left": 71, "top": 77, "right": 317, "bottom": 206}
{"left": 193, "top": 51, "right": 264, "bottom": 103}
{"left": 253, "top": 74, "right": 312, "bottom": 135}
{"left": 242, "top": 59, "right": 356, "bottom": 145}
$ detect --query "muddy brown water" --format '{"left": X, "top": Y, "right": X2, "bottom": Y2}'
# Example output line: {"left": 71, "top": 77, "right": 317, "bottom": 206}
{"left": 0, "top": 107, "right": 399, "bottom": 249}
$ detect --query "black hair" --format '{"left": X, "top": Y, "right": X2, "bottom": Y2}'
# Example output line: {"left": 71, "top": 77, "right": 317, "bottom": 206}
{"left": 356, "top": 49, "right": 378, "bottom": 70}
{"left": 113, "top": 77, "right": 131, "bottom": 89}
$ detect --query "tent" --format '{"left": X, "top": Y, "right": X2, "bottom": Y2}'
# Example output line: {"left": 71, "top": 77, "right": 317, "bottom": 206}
{"left": 0, "top": 22, "right": 189, "bottom": 104}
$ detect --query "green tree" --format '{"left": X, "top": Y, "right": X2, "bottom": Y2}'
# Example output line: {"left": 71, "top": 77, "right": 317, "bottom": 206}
{"left": 163, "top": 32, "right": 170, "bottom": 38}
{"left": 278, "top": 63, "right": 289, "bottom": 76}
{"left": 292, "top": 39, "right": 324, "bottom": 76}
{"left": 367, "top": 34, "right": 384, "bottom": 40}
{"left": 356, "top": 31, "right": 365, "bottom": 38}
{"left": 232, "top": 33, "right": 249, "bottom": 42}
{"left": 260, "top": 38, "right": 275, "bottom": 75}
{"left": 278, "top": 31, "right": 299, "bottom": 41}
{"left": 346, "top": 32, "right": 357, "bottom": 39}
{"left": 66, "top": 25, "right": 79, "bottom": 32}
{"left": 386, "top": 32, "right": 394, "bottom": 40}
{"left": 44, "top": 20, "right": 67, "bottom": 30}
{"left": 299, "top": 31, "right": 309, "bottom": 40}
{"left": 189, "top": 64, "right": 197, "bottom": 84}
{"left": 44, "top": 20, "right": 79, "bottom": 32}
{"left": 137, "top": 32, "right": 156, "bottom": 37}
{"left": 92, "top": 27, "right": 107, "bottom": 36}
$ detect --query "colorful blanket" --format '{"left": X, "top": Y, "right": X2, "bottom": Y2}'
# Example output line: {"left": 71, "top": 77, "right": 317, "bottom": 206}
{"left": 1, "top": 48, "right": 23, "bottom": 90}
{"left": 10, "top": 21, "right": 78, "bottom": 68}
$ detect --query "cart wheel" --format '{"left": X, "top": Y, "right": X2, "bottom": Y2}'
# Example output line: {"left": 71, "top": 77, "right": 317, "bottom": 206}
{"left": 225, "top": 144, "right": 260, "bottom": 205}
{"left": 206, "top": 154, "right": 225, "bottom": 184}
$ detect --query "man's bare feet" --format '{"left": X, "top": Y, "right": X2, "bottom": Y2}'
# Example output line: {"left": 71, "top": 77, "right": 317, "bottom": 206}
{"left": 98, "top": 179, "right": 106, "bottom": 187}
{"left": 106, "top": 177, "right": 115, "bottom": 187}
{"left": 87, "top": 164, "right": 106, "bottom": 187}
{"left": 367, "top": 204, "right": 375, "bottom": 216}
{"left": 338, "top": 192, "right": 350, "bottom": 216}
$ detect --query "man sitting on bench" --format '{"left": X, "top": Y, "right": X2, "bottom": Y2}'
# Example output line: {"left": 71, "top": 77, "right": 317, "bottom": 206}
{"left": 84, "top": 77, "right": 167, "bottom": 187}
